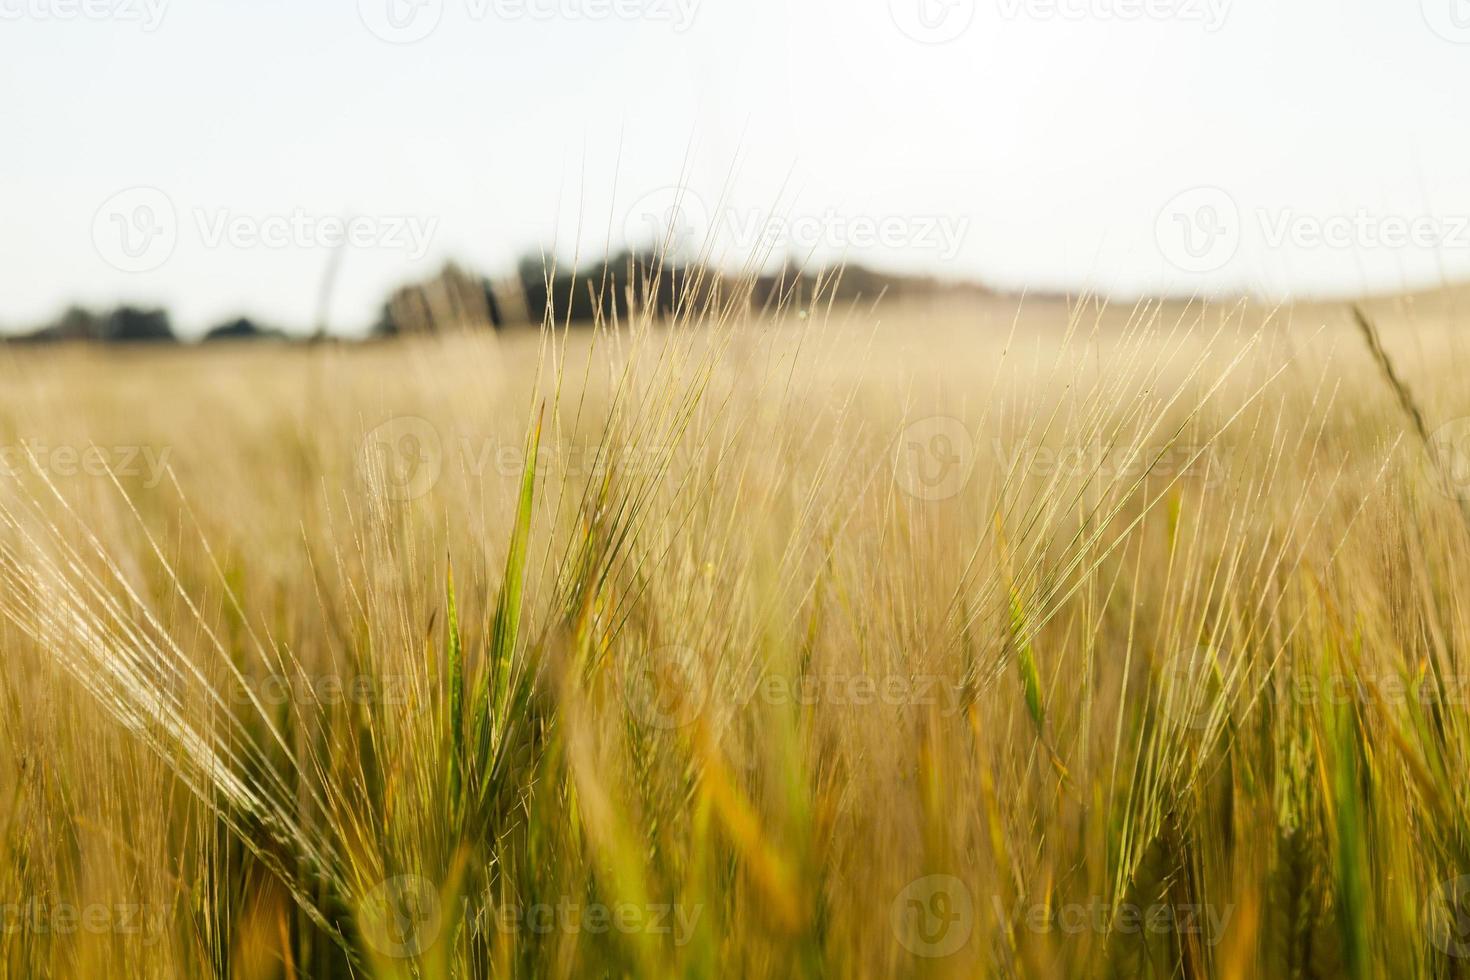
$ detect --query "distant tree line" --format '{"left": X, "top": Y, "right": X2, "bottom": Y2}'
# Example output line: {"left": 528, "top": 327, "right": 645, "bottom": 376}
{"left": 11, "top": 305, "right": 287, "bottom": 345}
{"left": 5, "top": 253, "right": 984, "bottom": 344}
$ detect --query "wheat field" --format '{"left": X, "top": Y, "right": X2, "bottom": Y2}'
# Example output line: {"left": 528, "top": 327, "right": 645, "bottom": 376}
{"left": 2, "top": 285, "right": 1470, "bottom": 978}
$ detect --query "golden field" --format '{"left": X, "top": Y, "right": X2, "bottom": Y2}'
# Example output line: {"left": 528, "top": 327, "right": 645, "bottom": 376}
{"left": 2, "top": 285, "right": 1470, "bottom": 977}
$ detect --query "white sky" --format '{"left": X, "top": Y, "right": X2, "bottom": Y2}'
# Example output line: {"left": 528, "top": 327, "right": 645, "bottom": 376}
{"left": 3, "top": 0, "right": 1470, "bottom": 336}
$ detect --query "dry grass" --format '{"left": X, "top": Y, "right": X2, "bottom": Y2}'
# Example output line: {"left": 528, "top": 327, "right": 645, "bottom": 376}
{"left": 1, "top": 284, "right": 1469, "bottom": 978}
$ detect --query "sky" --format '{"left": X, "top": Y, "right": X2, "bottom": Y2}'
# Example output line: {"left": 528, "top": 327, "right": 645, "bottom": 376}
{"left": 3, "top": 0, "right": 1470, "bottom": 336}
